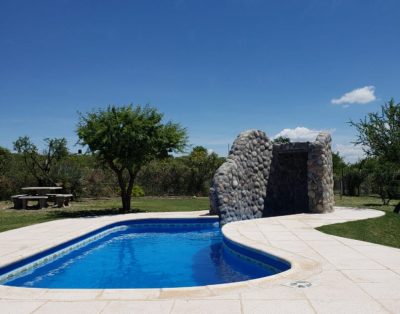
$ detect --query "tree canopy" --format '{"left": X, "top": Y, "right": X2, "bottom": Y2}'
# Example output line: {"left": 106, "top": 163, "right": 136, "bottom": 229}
{"left": 76, "top": 105, "right": 187, "bottom": 211}
{"left": 350, "top": 98, "right": 400, "bottom": 163}
{"left": 13, "top": 136, "right": 68, "bottom": 186}
{"left": 350, "top": 99, "right": 400, "bottom": 209}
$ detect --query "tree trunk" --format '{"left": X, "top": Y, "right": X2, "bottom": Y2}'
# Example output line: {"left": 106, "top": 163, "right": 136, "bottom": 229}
{"left": 108, "top": 162, "right": 139, "bottom": 213}
{"left": 394, "top": 202, "right": 400, "bottom": 214}
{"left": 115, "top": 169, "right": 129, "bottom": 212}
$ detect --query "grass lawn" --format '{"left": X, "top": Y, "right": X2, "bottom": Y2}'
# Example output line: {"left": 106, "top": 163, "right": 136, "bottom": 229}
{"left": 317, "top": 195, "right": 400, "bottom": 249}
{"left": 0, "top": 197, "right": 209, "bottom": 233}
{"left": 1, "top": 194, "right": 399, "bottom": 249}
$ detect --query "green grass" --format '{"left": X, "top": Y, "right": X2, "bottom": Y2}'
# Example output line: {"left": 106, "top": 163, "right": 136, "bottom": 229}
{"left": 1, "top": 194, "right": 399, "bottom": 249}
{"left": 0, "top": 197, "right": 209, "bottom": 233}
{"left": 334, "top": 195, "right": 396, "bottom": 212}
{"left": 317, "top": 195, "right": 400, "bottom": 248}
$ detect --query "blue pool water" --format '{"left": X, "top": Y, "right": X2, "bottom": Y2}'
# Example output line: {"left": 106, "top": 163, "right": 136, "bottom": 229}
{"left": 0, "top": 218, "right": 290, "bottom": 288}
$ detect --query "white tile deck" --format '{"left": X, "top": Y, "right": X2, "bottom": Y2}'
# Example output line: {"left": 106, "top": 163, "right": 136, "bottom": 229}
{"left": 0, "top": 207, "right": 399, "bottom": 313}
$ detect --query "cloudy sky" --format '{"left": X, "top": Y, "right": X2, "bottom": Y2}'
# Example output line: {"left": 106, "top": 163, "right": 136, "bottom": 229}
{"left": 1, "top": 1, "right": 399, "bottom": 163}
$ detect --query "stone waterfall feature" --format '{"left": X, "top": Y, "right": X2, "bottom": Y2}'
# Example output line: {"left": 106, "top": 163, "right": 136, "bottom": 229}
{"left": 209, "top": 130, "right": 334, "bottom": 225}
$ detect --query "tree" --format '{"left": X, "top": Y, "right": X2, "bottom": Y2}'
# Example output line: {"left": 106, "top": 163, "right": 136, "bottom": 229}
{"left": 185, "top": 146, "right": 225, "bottom": 196}
{"left": 362, "top": 158, "right": 400, "bottom": 205}
{"left": 350, "top": 99, "right": 400, "bottom": 209}
{"left": 343, "top": 163, "right": 365, "bottom": 196}
{"left": 350, "top": 98, "right": 400, "bottom": 162}
{"left": 76, "top": 105, "right": 187, "bottom": 211}
{"left": 13, "top": 136, "right": 68, "bottom": 186}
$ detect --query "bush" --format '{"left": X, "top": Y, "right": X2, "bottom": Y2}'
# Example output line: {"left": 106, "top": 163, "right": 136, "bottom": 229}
{"left": 132, "top": 185, "right": 145, "bottom": 197}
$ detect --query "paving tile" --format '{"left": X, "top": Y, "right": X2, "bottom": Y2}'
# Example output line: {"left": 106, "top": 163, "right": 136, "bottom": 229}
{"left": 309, "top": 298, "right": 388, "bottom": 314}
{"left": 240, "top": 285, "right": 305, "bottom": 300}
{"left": 102, "top": 300, "right": 173, "bottom": 314}
{"left": 358, "top": 282, "right": 400, "bottom": 299}
{"left": 277, "top": 219, "right": 310, "bottom": 229}
{"left": 341, "top": 269, "right": 400, "bottom": 283}
{"left": 172, "top": 299, "right": 241, "bottom": 314}
{"left": 40, "top": 289, "right": 102, "bottom": 301}
{"left": 33, "top": 301, "right": 108, "bottom": 314}
{"left": 332, "top": 235, "right": 376, "bottom": 246}
{"left": 0, "top": 300, "right": 44, "bottom": 314}
{"left": 377, "top": 299, "right": 400, "bottom": 313}
{"left": 352, "top": 245, "right": 400, "bottom": 269}
{"left": 303, "top": 271, "right": 373, "bottom": 301}
{"left": 0, "top": 287, "right": 48, "bottom": 300}
{"left": 305, "top": 243, "right": 385, "bottom": 270}
{"left": 99, "top": 288, "right": 161, "bottom": 300}
{"left": 242, "top": 299, "right": 315, "bottom": 314}
{"left": 261, "top": 232, "right": 299, "bottom": 241}
{"left": 268, "top": 240, "right": 313, "bottom": 253}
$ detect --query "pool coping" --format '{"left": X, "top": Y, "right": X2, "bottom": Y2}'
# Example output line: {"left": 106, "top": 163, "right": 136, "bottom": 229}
{"left": 0, "top": 207, "right": 399, "bottom": 313}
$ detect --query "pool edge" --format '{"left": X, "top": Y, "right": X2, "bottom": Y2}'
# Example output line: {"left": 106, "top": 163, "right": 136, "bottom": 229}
{"left": 0, "top": 211, "right": 321, "bottom": 300}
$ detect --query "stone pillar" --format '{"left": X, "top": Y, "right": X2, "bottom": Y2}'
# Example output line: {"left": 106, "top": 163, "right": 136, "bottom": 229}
{"left": 210, "top": 130, "right": 273, "bottom": 225}
{"left": 307, "top": 133, "right": 334, "bottom": 213}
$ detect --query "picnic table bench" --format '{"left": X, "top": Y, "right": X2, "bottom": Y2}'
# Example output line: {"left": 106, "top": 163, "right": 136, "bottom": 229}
{"left": 46, "top": 193, "right": 74, "bottom": 208}
{"left": 11, "top": 194, "right": 28, "bottom": 209}
{"left": 11, "top": 187, "right": 74, "bottom": 209}
{"left": 19, "top": 195, "right": 48, "bottom": 209}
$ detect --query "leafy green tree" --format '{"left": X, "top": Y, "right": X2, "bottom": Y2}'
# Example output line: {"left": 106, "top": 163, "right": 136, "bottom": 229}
{"left": 350, "top": 99, "right": 400, "bottom": 209}
{"left": 332, "top": 152, "right": 346, "bottom": 175}
{"left": 50, "top": 155, "right": 86, "bottom": 197}
{"left": 362, "top": 158, "right": 400, "bottom": 205}
{"left": 185, "top": 146, "right": 225, "bottom": 196}
{"left": 76, "top": 105, "right": 187, "bottom": 211}
{"left": 343, "top": 163, "right": 365, "bottom": 196}
{"left": 350, "top": 98, "right": 400, "bottom": 162}
{"left": 137, "top": 157, "right": 192, "bottom": 195}
{"left": 13, "top": 136, "right": 68, "bottom": 186}
{"left": 332, "top": 152, "right": 347, "bottom": 193}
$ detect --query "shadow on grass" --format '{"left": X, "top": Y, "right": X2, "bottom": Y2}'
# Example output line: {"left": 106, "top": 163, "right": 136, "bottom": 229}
{"left": 47, "top": 208, "right": 146, "bottom": 219}
{"left": 363, "top": 203, "right": 385, "bottom": 207}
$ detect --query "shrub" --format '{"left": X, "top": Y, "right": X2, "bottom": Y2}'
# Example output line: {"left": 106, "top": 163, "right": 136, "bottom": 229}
{"left": 132, "top": 185, "right": 145, "bottom": 197}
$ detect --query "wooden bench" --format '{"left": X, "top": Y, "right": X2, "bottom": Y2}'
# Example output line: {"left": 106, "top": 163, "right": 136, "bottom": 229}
{"left": 55, "top": 194, "right": 73, "bottom": 208}
{"left": 11, "top": 194, "right": 28, "bottom": 209}
{"left": 19, "top": 196, "right": 48, "bottom": 209}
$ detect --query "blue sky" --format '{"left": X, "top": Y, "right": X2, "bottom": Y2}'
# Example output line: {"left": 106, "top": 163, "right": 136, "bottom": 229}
{"left": 1, "top": 0, "right": 399, "bottom": 162}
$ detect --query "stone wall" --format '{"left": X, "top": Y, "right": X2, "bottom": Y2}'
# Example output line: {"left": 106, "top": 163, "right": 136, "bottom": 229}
{"left": 209, "top": 130, "right": 273, "bottom": 225}
{"left": 210, "top": 130, "right": 334, "bottom": 225}
{"left": 307, "top": 133, "right": 334, "bottom": 213}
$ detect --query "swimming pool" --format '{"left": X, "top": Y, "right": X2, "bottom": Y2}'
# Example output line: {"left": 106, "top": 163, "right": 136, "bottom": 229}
{"left": 0, "top": 218, "right": 290, "bottom": 289}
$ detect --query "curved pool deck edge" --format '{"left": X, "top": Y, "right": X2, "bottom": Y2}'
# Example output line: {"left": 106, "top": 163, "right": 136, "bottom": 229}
{"left": 0, "top": 208, "right": 399, "bottom": 314}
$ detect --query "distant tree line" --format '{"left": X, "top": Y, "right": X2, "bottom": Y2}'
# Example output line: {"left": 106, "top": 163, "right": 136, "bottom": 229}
{"left": 0, "top": 142, "right": 224, "bottom": 201}
{"left": 0, "top": 105, "right": 226, "bottom": 211}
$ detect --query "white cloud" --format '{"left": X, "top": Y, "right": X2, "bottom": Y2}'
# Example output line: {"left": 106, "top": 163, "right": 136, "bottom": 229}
{"left": 334, "top": 144, "right": 365, "bottom": 163}
{"left": 274, "top": 127, "right": 328, "bottom": 142}
{"left": 331, "top": 86, "right": 376, "bottom": 105}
